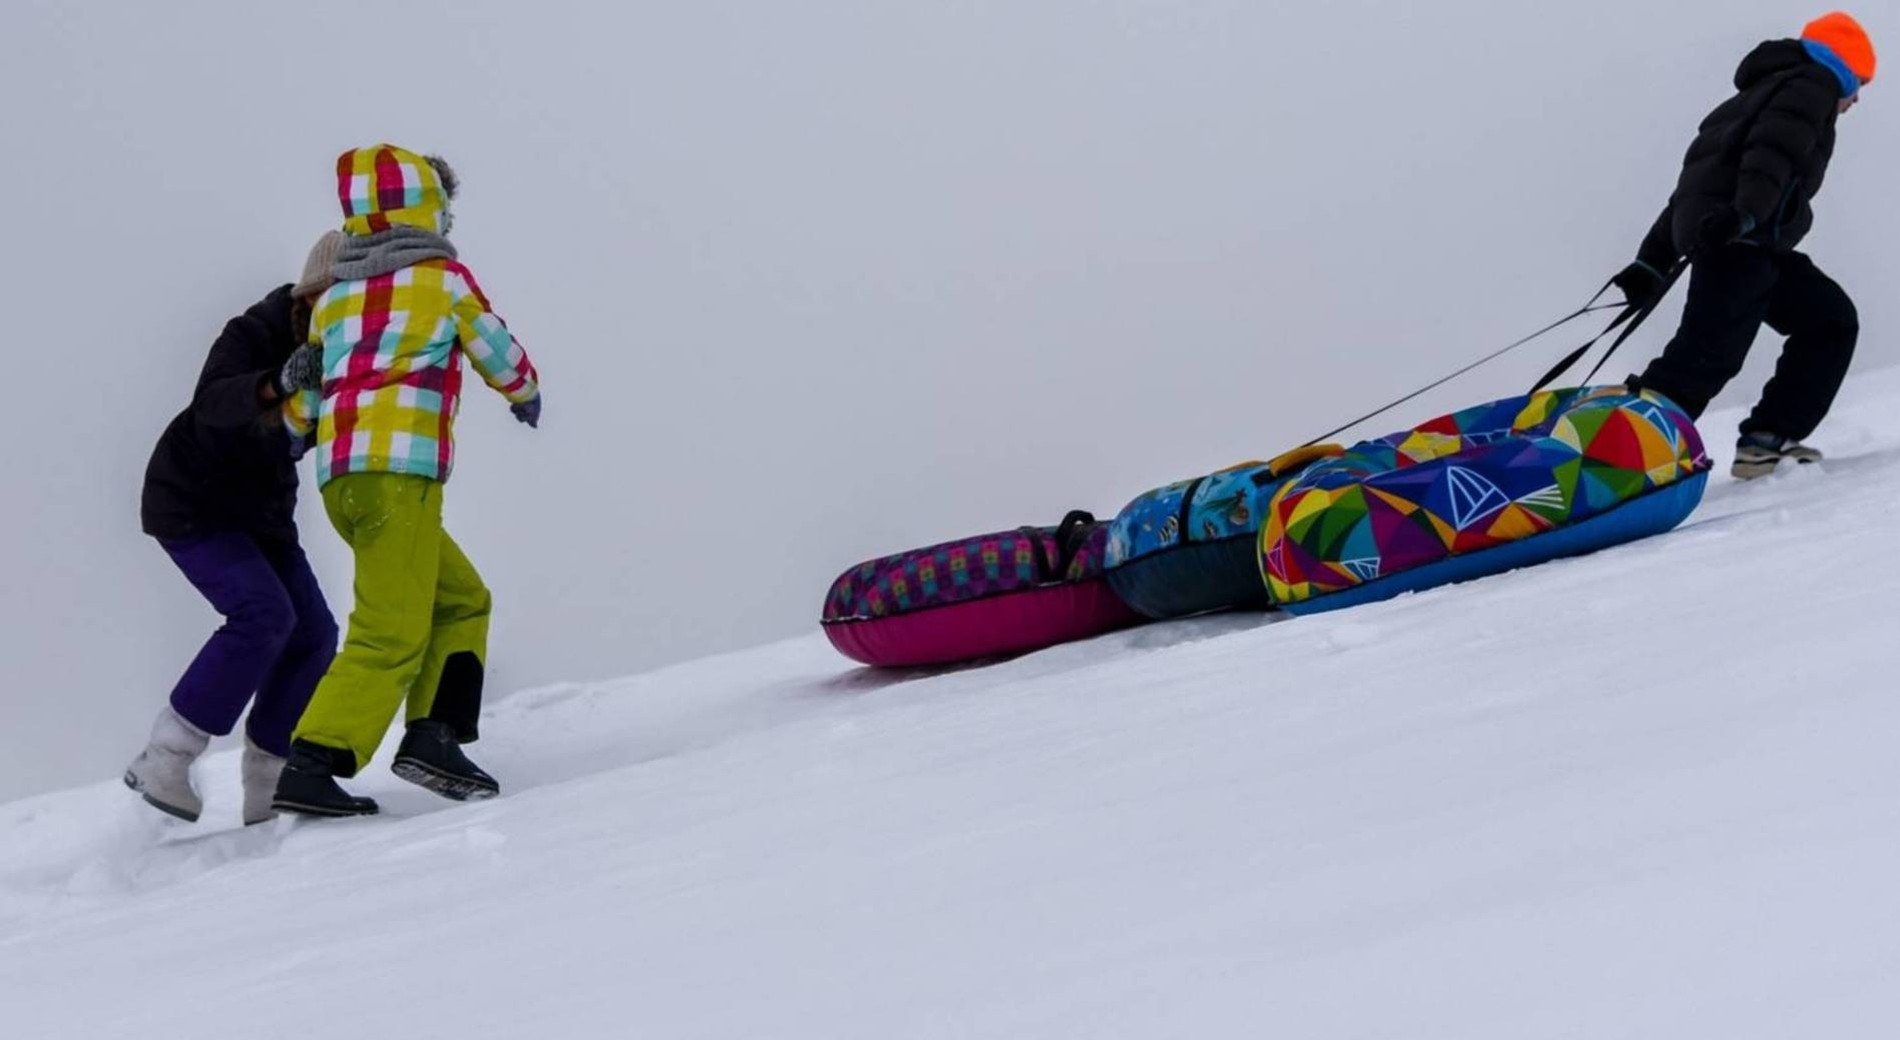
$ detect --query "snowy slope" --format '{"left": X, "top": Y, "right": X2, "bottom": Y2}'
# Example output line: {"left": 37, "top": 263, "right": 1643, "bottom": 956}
{"left": 4, "top": 373, "right": 1899, "bottom": 1039}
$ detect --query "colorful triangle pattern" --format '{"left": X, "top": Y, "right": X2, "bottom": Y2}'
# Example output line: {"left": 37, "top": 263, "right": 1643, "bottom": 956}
{"left": 1262, "top": 387, "right": 1711, "bottom": 606}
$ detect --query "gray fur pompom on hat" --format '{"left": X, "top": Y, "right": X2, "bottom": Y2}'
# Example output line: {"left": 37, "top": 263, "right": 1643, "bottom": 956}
{"left": 426, "top": 155, "right": 459, "bottom": 200}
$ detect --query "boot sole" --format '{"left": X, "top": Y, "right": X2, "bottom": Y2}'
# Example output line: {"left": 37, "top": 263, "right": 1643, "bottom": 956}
{"left": 270, "top": 796, "right": 380, "bottom": 818}
{"left": 392, "top": 757, "right": 500, "bottom": 802}
{"left": 1731, "top": 455, "right": 1819, "bottom": 481}
{"left": 124, "top": 771, "right": 201, "bottom": 823}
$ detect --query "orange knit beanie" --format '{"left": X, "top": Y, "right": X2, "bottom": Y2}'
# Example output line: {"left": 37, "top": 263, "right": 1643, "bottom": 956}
{"left": 1803, "top": 11, "right": 1876, "bottom": 84}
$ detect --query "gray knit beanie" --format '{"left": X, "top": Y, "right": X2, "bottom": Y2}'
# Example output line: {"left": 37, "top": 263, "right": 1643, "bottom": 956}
{"left": 292, "top": 230, "right": 345, "bottom": 298}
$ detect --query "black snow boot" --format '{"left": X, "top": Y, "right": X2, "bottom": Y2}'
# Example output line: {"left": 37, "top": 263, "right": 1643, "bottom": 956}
{"left": 392, "top": 720, "right": 500, "bottom": 802}
{"left": 272, "top": 740, "right": 380, "bottom": 818}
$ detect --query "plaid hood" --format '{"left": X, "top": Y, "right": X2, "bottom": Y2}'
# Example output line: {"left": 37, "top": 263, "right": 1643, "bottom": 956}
{"left": 335, "top": 144, "right": 452, "bottom": 236}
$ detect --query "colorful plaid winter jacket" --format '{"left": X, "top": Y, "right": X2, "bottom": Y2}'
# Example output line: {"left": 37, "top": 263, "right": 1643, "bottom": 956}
{"left": 286, "top": 146, "right": 538, "bottom": 487}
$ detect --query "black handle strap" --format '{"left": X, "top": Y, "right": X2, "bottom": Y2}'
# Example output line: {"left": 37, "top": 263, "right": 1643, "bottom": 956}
{"left": 1023, "top": 511, "right": 1099, "bottom": 582}
{"left": 1298, "top": 285, "right": 1624, "bottom": 449}
{"left": 1051, "top": 510, "right": 1097, "bottom": 579}
{"left": 1529, "top": 256, "right": 1690, "bottom": 394}
{"left": 1018, "top": 513, "right": 1094, "bottom": 585}
{"left": 1526, "top": 305, "right": 1638, "bottom": 394}
{"left": 1580, "top": 258, "right": 1692, "bottom": 386}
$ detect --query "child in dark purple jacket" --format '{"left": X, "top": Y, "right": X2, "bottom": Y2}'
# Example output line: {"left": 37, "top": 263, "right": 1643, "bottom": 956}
{"left": 126, "top": 232, "right": 343, "bottom": 824}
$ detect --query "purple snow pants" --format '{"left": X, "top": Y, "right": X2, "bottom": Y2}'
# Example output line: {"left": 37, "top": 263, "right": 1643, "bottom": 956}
{"left": 160, "top": 533, "right": 339, "bottom": 757}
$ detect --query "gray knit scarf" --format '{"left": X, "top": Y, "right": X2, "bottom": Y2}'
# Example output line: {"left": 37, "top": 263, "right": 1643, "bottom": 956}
{"left": 331, "top": 226, "right": 458, "bottom": 282}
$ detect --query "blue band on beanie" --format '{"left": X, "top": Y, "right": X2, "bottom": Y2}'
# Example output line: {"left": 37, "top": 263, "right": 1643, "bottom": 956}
{"left": 1802, "top": 39, "right": 1863, "bottom": 99}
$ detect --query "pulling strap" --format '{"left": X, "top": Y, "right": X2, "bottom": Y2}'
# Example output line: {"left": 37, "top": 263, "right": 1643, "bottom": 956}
{"left": 1527, "top": 257, "right": 1690, "bottom": 394}
{"left": 1298, "top": 287, "right": 1626, "bottom": 449}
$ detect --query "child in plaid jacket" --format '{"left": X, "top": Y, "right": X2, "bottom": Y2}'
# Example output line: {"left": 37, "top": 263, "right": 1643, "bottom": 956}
{"left": 275, "top": 144, "right": 542, "bottom": 817}
{"left": 284, "top": 149, "right": 539, "bottom": 478}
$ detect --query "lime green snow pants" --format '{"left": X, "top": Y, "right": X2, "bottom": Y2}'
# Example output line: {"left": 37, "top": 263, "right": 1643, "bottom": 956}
{"left": 293, "top": 473, "right": 491, "bottom": 773}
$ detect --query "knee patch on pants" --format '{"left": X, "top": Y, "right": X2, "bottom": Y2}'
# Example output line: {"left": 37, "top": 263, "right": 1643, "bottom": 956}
{"left": 430, "top": 651, "right": 485, "bottom": 743}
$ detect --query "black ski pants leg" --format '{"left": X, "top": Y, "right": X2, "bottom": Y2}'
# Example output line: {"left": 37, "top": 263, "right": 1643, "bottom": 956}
{"left": 1637, "top": 246, "right": 1856, "bottom": 440}
{"left": 1741, "top": 252, "right": 1857, "bottom": 441}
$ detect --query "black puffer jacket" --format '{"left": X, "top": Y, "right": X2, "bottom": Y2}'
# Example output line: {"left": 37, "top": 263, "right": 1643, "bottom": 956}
{"left": 1637, "top": 39, "right": 1842, "bottom": 269}
{"left": 142, "top": 285, "right": 303, "bottom": 544}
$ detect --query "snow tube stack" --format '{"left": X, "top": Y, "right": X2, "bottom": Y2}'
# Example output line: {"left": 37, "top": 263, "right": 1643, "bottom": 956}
{"left": 1261, "top": 388, "right": 1711, "bottom": 615}
{"left": 821, "top": 386, "right": 1711, "bottom": 667}
{"left": 822, "top": 511, "right": 1141, "bottom": 668}
{"left": 1103, "top": 446, "right": 1341, "bottom": 620}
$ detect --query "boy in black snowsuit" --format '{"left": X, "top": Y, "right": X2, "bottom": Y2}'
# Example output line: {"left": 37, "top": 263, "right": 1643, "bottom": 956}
{"left": 1612, "top": 12, "right": 1874, "bottom": 479}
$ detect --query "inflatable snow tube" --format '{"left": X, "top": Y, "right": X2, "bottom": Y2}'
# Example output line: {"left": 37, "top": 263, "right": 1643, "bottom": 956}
{"left": 1104, "top": 447, "right": 1342, "bottom": 620}
{"left": 822, "top": 511, "right": 1142, "bottom": 667}
{"left": 1261, "top": 387, "right": 1711, "bottom": 615}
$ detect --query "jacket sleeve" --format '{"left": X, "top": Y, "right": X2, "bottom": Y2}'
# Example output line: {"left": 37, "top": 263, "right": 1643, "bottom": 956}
{"left": 447, "top": 264, "right": 540, "bottom": 404}
{"left": 190, "top": 315, "right": 278, "bottom": 430}
{"left": 1634, "top": 205, "right": 1681, "bottom": 273}
{"left": 1733, "top": 73, "right": 1837, "bottom": 231}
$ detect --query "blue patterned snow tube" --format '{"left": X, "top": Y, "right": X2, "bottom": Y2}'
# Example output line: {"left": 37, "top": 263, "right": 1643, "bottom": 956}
{"left": 1104, "top": 448, "right": 1339, "bottom": 620}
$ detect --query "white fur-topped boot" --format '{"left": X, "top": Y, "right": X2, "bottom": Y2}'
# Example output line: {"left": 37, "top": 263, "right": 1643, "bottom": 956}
{"left": 241, "top": 737, "right": 287, "bottom": 826}
{"left": 124, "top": 706, "right": 211, "bottom": 822}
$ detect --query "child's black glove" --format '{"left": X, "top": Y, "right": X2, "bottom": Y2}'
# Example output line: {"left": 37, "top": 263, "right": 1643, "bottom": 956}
{"left": 1611, "top": 262, "right": 1665, "bottom": 311}
{"left": 511, "top": 394, "right": 542, "bottom": 429}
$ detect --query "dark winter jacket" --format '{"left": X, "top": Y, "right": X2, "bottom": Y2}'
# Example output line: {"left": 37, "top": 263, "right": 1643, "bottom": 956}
{"left": 141, "top": 285, "right": 303, "bottom": 544}
{"left": 1636, "top": 39, "right": 1843, "bottom": 270}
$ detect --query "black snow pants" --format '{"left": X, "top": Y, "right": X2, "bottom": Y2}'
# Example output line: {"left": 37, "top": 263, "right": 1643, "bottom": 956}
{"left": 1635, "top": 245, "right": 1857, "bottom": 441}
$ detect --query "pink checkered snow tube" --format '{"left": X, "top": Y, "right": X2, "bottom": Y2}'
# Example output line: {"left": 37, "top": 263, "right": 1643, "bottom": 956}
{"left": 821, "top": 512, "right": 1142, "bottom": 668}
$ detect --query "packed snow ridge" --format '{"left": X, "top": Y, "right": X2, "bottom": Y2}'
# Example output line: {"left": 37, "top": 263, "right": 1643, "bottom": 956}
{"left": 4, "top": 371, "right": 1899, "bottom": 1039}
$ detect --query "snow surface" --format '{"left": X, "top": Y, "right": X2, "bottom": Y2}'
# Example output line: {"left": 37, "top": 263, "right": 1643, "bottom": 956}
{"left": 4, "top": 372, "right": 1899, "bottom": 1038}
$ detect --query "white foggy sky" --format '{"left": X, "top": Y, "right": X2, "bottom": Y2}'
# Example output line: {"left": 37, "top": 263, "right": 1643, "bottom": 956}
{"left": 1, "top": 0, "right": 1891, "bottom": 799}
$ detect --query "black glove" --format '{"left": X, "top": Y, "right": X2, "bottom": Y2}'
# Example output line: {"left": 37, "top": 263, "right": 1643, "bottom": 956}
{"left": 275, "top": 344, "right": 323, "bottom": 398}
{"left": 511, "top": 394, "right": 542, "bottom": 429}
{"left": 1611, "top": 261, "right": 1666, "bottom": 311}
{"left": 288, "top": 431, "right": 316, "bottom": 461}
{"left": 1694, "top": 207, "right": 1754, "bottom": 253}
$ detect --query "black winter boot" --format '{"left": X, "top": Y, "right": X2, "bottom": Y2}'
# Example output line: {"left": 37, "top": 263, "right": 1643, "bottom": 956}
{"left": 272, "top": 741, "right": 380, "bottom": 817}
{"left": 392, "top": 720, "right": 500, "bottom": 802}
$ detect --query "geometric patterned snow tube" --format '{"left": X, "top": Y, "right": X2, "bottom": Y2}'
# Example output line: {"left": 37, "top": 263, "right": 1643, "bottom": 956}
{"left": 1261, "top": 387, "right": 1712, "bottom": 614}
{"left": 822, "top": 511, "right": 1143, "bottom": 667}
